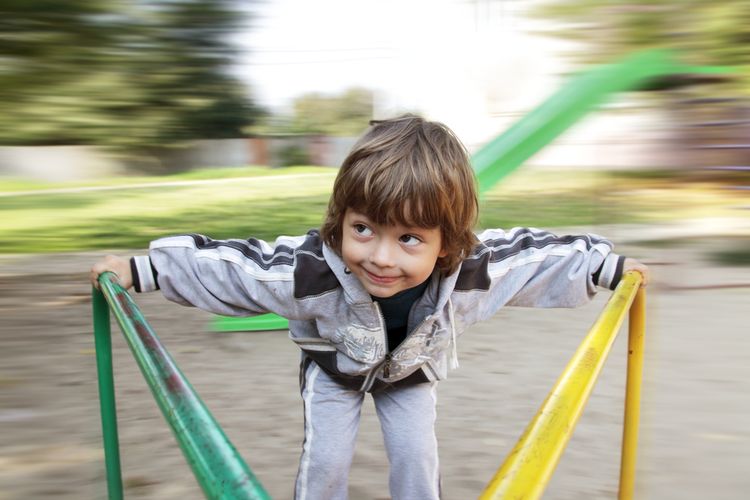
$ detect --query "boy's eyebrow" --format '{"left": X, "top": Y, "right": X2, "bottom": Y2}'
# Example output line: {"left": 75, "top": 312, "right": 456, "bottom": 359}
{"left": 389, "top": 222, "right": 438, "bottom": 236}
{"left": 347, "top": 211, "right": 373, "bottom": 222}
{"left": 348, "top": 209, "right": 438, "bottom": 233}
{"left": 400, "top": 223, "right": 429, "bottom": 232}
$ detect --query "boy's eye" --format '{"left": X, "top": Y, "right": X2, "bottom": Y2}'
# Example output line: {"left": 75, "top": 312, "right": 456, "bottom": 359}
{"left": 399, "top": 234, "right": 421, "bottom": 246}
{"left": 354, "top": 224, "right": 373, "bottom": 236}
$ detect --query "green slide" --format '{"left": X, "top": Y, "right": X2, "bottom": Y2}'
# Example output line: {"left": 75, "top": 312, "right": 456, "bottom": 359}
{"left": 473, "top": 48, "right": 733, "bottom": 191}
{"left": 214, "top": 49, "right": 731, "bottom": 333}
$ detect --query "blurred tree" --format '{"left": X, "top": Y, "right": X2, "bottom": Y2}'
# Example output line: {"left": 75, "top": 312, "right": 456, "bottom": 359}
{"left": 0, "top": 0, "right": 260, "bottom": 152}
{"left": 290, "top": 87, "right": 373, "bottom": 136}
{"left": 534, "top": 0, "right": 750, "bottom": 93}
{"left": 277, "top": 143, "right": 310, "bottom": 167}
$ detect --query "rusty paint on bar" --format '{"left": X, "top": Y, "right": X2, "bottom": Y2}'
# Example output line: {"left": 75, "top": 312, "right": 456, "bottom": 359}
{"left": 96, "top": 272, "right": 271, "bottom": 500}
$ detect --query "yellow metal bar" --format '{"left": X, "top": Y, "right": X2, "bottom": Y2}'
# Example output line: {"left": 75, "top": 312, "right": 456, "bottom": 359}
{"left": 618, "top": 287, "right": 646, "bottom": 500}
{"left": 480, "top": 272, "right": 643, "bottom": 500}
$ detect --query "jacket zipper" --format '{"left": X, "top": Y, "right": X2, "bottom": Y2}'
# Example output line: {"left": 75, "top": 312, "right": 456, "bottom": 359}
{"left": 373, "top": 302, "right": 390, "bottom": 378}
{"left": 382, "top": 314, "right": 433, "bottom": 380}
{"left": 371, "top": 304, "right": 433, "bottom": 384}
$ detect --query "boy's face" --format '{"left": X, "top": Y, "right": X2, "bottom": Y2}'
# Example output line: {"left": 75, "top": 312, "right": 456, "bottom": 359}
{"left": 341, "top": 209, "right": 446, "bottom": 298}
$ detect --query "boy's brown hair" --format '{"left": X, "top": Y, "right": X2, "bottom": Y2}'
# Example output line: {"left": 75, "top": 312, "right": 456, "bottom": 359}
{"left": 321, "top": 114, "right": 478, "bottom": 275}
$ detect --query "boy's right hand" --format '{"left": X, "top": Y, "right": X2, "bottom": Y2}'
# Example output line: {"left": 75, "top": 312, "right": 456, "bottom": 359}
{"left": 90, "top": 255, "right": 133, "bottom": 290}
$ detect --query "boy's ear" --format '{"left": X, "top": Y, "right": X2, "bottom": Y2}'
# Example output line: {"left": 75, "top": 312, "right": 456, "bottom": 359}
{"left": 438, "top": 248, "right": 448, "bottom": 258}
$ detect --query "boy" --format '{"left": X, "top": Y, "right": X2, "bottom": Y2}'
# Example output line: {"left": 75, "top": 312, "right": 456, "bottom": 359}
{"left": 91, "top": 115, "right": 648, "bottom": 500}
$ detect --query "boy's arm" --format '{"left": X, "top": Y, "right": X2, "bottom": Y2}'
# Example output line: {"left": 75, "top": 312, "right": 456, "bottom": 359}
{"left": 126, "top": 233, "right": 313, "bottom": 319}
{"left": 455, "top": 227, "right": 642, "bottom": 322}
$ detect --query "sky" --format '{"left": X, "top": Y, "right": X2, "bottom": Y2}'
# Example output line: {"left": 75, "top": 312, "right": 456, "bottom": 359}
{"left": 235, "top": 0, "right": 569, "bottom": 145}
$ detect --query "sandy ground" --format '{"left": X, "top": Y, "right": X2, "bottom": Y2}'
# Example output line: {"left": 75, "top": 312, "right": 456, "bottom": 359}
{"left": 1, "top": 224, "right": 749, "bottom": 499}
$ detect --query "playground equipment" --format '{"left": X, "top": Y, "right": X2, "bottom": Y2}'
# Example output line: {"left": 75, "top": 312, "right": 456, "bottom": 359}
{"left": 479, "top": 272, "right": 645, "bottom": 499}
{"left": 93, "top": 270, "right": 644, "bottom": 499}
{"left": 93, "top": 272, "right": 270, "bottom": 500}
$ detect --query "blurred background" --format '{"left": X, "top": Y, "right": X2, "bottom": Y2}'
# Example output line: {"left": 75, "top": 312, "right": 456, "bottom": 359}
{"left": 1, "top": 1, "right": 748, "bottom": 499}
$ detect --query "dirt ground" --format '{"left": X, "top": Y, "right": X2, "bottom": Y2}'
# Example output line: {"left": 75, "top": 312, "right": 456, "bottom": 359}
{"left": 1, "top": 222, "right": 749, "bottom": 499}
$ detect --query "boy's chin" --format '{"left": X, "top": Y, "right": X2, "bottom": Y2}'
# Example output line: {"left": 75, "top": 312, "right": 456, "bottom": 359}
{"left": 362, "top": 282, "right": 404, "bottom": 299}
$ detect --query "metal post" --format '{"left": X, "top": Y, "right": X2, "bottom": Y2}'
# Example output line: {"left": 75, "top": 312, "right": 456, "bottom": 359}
{"left": 480, "top": 272, "right": 643, "bottom": 500}
{"left": 96, "top": 272, "right": 271, "bottom": 500}
{"left": 618, "top": 287, "right": 646, "bottom": 500}
{"left": 92, "top": 286, "right": 124, "bottom": 500}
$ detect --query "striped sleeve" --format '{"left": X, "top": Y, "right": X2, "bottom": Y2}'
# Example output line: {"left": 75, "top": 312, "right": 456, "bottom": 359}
{"left": 130, "top": 255, "right": 159, "bottom": 293}
{"left": 453, "top": 227, "right": 622, "bottom": 321}
{"left": 140, "top": 232, "right": 311, "bottom": 318}
{"left": 592, "top": 253, "right": 626, "bottom": 290}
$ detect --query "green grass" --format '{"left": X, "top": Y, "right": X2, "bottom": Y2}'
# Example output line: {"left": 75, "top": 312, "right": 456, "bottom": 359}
{"left": 0, "top": 166, "right": 336, "bottom": 253}
{"left": 0, "top": 165, "right": 333, "bottom": 193}
{"left": 0, "top": 166, "right": 745, "bottom": 254}
{"left": 0, "top": 178, "right": 58, "bottom": 192}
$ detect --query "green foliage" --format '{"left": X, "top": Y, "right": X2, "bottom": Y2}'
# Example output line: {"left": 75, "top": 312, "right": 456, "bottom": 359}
{"left": 277, "top": 144, "right": 310, "bottom": 167}
{"left": 0, "top": 167, "right": 337, "bottom": 253}
{"left": 0, "top": 1, "right": 261, "bottom": 150}
{"left": 290, "top": 87, "right": 373, "bottom": 136}
{"left": 534, "top": 0, "right": 750, "bottom": 94}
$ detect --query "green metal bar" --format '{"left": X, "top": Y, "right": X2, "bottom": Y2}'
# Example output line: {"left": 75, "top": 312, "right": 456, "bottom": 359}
{"left": 473, "top": 51, "right": 736, "bottom": 193}
{"left": 473, "top": 49, "right": 679, "bottom": 193}
{"left": 213, "top": 313, "right": 289, "bottom": 332}
{"left": 92, "top": 286, "right": 124, "bottom": 500}
{"left": 96, "top": 272, "right": 271, "bottom": 500}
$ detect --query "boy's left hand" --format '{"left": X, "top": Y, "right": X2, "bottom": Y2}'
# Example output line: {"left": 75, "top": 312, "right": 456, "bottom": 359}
{"left": 623, "top": 258, "right": 649, "bottom": 287}
{"left": 90, "top": 255, "right": 133, "bottom": 290}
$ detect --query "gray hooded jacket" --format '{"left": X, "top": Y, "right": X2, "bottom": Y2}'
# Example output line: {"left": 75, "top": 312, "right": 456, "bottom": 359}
{"left": 131, "top": 227, "right": 624, "bottom": 392}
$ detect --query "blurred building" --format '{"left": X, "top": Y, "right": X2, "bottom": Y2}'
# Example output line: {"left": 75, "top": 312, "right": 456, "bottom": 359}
{"left": 0, "top": 136, "right": 359, "bottom": 181}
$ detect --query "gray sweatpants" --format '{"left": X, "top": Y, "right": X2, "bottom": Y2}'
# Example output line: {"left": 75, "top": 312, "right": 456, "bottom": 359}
{"left": 294, "top": 358, "right": 441, "bottom": 500}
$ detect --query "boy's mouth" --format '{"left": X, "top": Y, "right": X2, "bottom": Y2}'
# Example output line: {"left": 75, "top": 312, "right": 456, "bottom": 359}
{"left": 364, "top": 269, "right": 400, "bottom": 284}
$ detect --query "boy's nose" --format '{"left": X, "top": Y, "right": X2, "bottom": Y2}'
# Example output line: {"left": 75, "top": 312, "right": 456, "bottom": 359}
{"left": 369, "top": 241, "right": 395, "bottom": 268}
